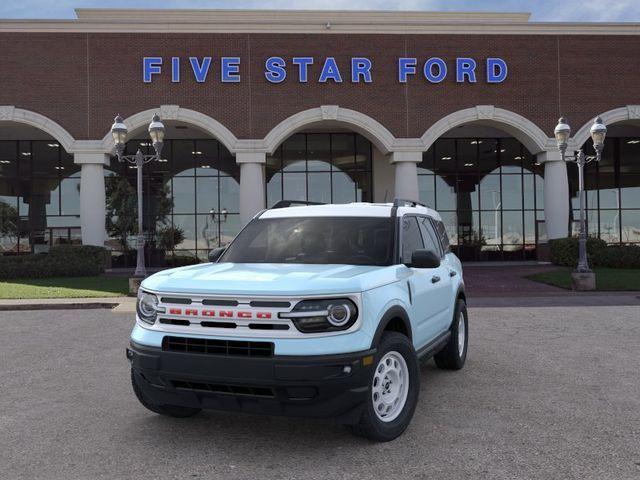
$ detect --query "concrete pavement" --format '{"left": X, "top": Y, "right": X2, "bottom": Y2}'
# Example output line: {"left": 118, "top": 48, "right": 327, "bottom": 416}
{"left": 0, "top": 306, "right": 638, "bottom": 479}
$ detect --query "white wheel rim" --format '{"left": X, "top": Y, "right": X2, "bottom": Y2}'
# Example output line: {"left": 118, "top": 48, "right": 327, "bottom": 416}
{"left": 458, "top": 312, "right": 466, "bottom": 358}
{"left": 372, "top": 351, "right": 409, "bottom": 422}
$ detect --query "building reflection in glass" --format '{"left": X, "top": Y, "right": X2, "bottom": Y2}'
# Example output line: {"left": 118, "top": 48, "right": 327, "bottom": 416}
{"left": 571, "top": 135, "right": 640, "bottom": 244}
{"left": 0, "top": 140, "right": 81, "bottom": 254}
{"left": 107, "top": 138, "right": 239, "bottom": 265}
{"left": 419, "top": 137, "right": 544, "bottom": 261}
{"left": 266, "top": 133, "right": 373, "bottom": 206}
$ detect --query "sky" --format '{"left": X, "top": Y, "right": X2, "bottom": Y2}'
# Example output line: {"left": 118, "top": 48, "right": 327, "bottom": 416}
{"left": 0, "top": 0, "right": 639, "bottom": 22}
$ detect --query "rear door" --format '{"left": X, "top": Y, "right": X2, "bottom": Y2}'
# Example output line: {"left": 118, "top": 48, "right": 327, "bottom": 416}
{"left": 400, "top": 215, "right": 449, "bottom": 348}
{"left": 418, "top": 216, "right": 454, "bottom": 333}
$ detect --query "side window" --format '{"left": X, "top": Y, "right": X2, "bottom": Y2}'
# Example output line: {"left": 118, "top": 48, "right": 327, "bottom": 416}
{"left": 434, "top": 220, "right": 451, "bottom": 253}
{"left": 418, "top": 217, "right": 443, "bottom": 257}
{"left": 401, "top": 216, "right": 424, "bottom": 264}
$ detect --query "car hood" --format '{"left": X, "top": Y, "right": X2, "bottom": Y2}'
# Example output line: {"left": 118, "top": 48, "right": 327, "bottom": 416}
{"left": 141, "top": 262, "right": 406, "bottom": 296}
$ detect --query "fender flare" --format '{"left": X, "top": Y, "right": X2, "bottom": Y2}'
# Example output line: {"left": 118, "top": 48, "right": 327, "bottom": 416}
{"left": 448, "top": 282, "right": 467, "bottom": 329}
{"left": 456, "top": 282, "right": 466, "bottom": 303}
{"left": 370, "top": 305, "right": 413, "bottom": 348}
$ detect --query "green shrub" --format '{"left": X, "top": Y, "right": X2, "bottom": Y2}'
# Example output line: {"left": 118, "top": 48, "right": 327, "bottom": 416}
{"left": 164, "top": 254, "right": 201, "bottom": 268}
{"left": 0, "top": 245, "right": 109, "bottom": 280}
{"left": 550, "top": 237, "right": 640, "bottom": 269}
{"left": 593, "top": 245, "right": 640, "bottom": 269}
{"left": 550, "top": 237, "right": 607, "bottom": 267}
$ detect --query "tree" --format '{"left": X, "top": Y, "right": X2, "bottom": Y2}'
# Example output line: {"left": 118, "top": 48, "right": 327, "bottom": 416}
{"left": 156, "top": 225, "right": 185, "bottom": 251}
{"left": 0, "top": 201, "right": 19, "bottom": 239}
{"left": 105, "top": 175, "right": 173, "bottom": 251}
{"left": 0, "top": 201, "right": 20, "bottom": 249}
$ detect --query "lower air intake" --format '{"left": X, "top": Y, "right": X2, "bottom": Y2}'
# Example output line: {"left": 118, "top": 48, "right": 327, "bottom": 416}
{"left": 162, "top": 336, "right": 274, "bottom": 357}
{"left": 171, "top": 380, "right": 275, "bottom": 398}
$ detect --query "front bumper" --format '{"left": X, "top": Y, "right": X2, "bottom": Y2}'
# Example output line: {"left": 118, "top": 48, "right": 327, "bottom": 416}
{"left": 127, "top": 341, "right": 376, "bottom": 424}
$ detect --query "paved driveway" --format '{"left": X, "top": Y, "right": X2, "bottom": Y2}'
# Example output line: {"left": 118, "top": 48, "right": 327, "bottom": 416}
{"left": 463, "top": 264, "right": 566, "bottom": 297}
{"left": 1, "top": 306, "right": 639, "bottom": 480}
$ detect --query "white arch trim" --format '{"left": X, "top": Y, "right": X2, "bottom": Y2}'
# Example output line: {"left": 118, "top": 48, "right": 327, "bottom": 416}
{"left": 0, "top": 106, "right": 76, "bottom": 153}
{"left": 571, "top": 105, "right": 640, "bottom": 148}
{"left": 421, "top": 105, "right": 552, "bottom": 154}
{"left": 100, "top": 105, "right": 239, "bottom": 154}
{"left": 263, "top": 106, "right": 396, "bottom": 155}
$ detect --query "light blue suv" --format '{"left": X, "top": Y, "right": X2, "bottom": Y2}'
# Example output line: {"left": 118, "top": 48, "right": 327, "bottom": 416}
{"left": 127, "top": 199, "right": 468, "bottom": 441}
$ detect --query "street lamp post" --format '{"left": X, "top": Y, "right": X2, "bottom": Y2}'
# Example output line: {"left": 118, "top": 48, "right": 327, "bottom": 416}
{"left": 202, "top": 207, "right": 229, "bottom": 251}
{"left": 554, "top": 116, "right": 607, "bottom": 289}
{"left": 110, "top": 113, "right": 166, "bottom": 278}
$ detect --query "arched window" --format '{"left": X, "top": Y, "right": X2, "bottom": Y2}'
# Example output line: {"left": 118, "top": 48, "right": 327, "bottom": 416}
{"left": 570, "top": 136, "right": 640, "bottom": 244}
{"left": 418, "top": 137, "right": 543, "bottom": 261}
{"left": 266, "top": 133, "right": 373, "bottom": 207}
{"left": 0, "top": 139, "right": 80, "bottom": 254}
{"left": 106, "top": 138, "right": 239, "bottom": 266}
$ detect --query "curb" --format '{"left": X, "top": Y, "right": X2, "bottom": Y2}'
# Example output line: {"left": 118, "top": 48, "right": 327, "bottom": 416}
{"left": 468, "top": 294, "right": 640, "bottom": 308}
{"left": 0, "top": 302, "right": 120, "bottom": 311}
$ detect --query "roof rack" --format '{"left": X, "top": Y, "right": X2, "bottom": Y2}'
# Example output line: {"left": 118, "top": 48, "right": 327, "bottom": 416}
{"left": 392, "top": 198, "right": 427, "bottom": 208}
{"left": 271, "top": 200, "right": 325, "bottom": 209}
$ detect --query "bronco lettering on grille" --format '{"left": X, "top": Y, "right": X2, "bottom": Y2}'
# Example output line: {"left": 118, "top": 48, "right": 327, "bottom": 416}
{"left": 166, "top": 308, "right": 272, "bottom": 320}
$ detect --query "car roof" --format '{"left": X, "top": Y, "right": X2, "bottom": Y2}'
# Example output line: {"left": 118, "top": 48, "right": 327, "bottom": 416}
{"left": 259, "top": 202, "right": 442, "bottom": 221}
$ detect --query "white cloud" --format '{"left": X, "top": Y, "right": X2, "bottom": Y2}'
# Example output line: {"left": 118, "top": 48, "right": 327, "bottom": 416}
{"left": 531, "top": 0, "right": 640, "bottom": 21}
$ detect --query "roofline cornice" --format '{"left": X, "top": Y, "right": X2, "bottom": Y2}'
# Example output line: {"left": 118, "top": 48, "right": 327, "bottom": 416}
{"left": 0, "top": 9, "right": 639, "bottom": 35}
{"left": 75, "top": 8, "right": 533, "bottom": 23}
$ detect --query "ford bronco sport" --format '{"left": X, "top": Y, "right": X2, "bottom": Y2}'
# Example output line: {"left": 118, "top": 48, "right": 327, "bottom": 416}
{"left": 127, "top": 199, "right": 468, "bottom": 441}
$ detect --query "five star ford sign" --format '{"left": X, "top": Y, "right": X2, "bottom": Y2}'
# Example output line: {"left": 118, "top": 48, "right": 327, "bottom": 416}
{"left": 142, "top": 56, "right": 508, "bottom": 84}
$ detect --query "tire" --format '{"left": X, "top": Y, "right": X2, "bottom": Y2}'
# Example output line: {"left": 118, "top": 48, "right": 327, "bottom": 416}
{"left": 349, "top": 332, "right": 420, "bottom": 442}
{"left": 131, "top": 369, "right": 201, "bottom": 418}
{"left": 434, "top": 298, "right": 468, "bottom": 370}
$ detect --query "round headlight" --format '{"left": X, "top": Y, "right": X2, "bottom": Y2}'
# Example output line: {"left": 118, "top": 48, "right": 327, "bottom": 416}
{"left": 137, "top": 291, "right": 159, "bottom": 324}
{"left": 282, "top": 298, "right": 358, "bottom": 333}
{"left": 327, "top": 303, "right": 351, "bottom": 327}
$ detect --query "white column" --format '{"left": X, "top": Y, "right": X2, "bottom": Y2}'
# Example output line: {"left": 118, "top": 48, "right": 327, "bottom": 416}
{"left": 539, "top": 151, "right": 569, "bottom": 240}
{"left": 373, "top": 146, "right": 395, "bottom": 202}
{"left": 391, "top": 151, "right": 422, "bottom": 202}
{"left": 75, "top": 153, "right": 109, "bottom": 246}
{"left": 237, "top": 152, "right": 266, "bottom": 225}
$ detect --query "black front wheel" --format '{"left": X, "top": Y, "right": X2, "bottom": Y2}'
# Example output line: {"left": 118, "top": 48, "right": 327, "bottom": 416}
{"left": 348, "top": 332, "right": 420, "bottom": 442}
{"left": 131, "top": 369, "right": 201, "bottom": 418}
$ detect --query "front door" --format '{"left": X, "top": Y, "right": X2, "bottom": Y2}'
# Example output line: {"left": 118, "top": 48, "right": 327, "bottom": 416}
{"left": 400, "top": 216, "right": 451, "bottom": 349}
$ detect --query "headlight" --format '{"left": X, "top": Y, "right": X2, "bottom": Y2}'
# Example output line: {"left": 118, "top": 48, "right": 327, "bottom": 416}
{"left": 280, "top": 298, "right": 358, "bottom": 333}
{"left": 136, "top": 290, "right": 163, "bottom": 325}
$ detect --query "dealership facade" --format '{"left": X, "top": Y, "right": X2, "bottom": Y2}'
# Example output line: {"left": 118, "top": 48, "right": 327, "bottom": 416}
{"left": 1, "top": 9, "right": 640, "bottom": 264}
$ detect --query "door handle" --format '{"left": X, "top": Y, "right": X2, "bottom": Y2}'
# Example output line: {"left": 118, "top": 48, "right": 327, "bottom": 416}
{"left": 431, "top": 275, "right": 441, "bottom": 284}
{"left": 449, "top": 270, "right": 457, "bottom": 277}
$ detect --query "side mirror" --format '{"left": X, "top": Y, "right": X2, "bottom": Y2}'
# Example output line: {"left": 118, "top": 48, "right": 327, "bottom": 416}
{"left": 407, "top": 249, "right": 440, "bottom": 269}
{"left": 208, "top": 247, "right": 226, "bottom": 263}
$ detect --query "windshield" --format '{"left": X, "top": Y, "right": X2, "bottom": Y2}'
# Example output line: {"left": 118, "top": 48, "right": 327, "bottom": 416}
{"left": 220, "top": 216, "right": 393, "bottom": 266}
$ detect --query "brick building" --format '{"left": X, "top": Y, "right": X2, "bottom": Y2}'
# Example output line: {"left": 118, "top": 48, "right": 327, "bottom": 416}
{"left": 1, "top": 9, "right": 639, "bottom": 263}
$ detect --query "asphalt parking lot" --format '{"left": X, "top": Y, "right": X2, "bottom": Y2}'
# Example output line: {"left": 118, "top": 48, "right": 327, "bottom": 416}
{"left": 1, "top": 305, "right": 639, "bottom": 480}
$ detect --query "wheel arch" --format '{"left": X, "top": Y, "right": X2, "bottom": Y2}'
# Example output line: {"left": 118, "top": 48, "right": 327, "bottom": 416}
{"left": 449, "top": 283, "right": 467, "bottom": 329}
{"left": 370, "top": 305, "right": 413, "bottom": 348}
{"left": 456, "top": 283, "right": 466, "bottom": 303}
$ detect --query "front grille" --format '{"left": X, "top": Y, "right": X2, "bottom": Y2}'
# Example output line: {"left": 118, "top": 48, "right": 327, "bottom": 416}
{"left": 162, "top": 336, "right": 274, "bottom": 357}
{"left": 160, "top": 297, "right": 192, "bottom": 305}
{"left": 159, "top": 318, "right": 190, "bottom": 326}
{"left": 249, "top": 300, "right": 291, "bottom": 308}
{"left": 202, "top": 299, "right": 239, "bottom": 307}
{"left": 248, "top": 323, "right": 289, "bottom": 330}
{"left": 171, "top": 379, "right": 275, "bottom": 398}
{"left": 200, "top": 321, "right": 237, "bottom": 329}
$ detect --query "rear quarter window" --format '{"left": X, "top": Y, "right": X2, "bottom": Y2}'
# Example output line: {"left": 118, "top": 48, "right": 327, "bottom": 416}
{"left": 435, "top": 220, "right": 451, "bottom": 253}
{"left": 418, "top": 217, "right": 443, "bottom": 257}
